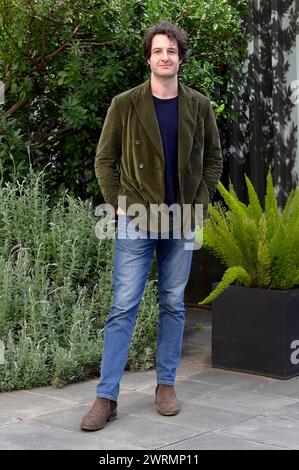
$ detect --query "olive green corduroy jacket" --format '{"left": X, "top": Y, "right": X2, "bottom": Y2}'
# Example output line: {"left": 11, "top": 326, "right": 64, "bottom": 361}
{"left": 95, "top": 79, "right": 222, "bottom": 225}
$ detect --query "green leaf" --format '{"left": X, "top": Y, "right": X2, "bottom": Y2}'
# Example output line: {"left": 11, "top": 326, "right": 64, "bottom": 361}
{"left": 198, "top": 266, "right": 251, "bottom": 305}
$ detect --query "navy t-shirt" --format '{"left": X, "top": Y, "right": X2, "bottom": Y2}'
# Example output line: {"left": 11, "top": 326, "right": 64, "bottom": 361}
{"left": 153, "top": 95, "right": 179, "bottom": 206}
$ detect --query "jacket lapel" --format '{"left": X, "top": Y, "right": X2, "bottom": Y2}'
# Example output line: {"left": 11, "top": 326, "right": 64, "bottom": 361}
{"left": 178, "top": 81, "right": 198, "bottom": 188}
{"left": 132, "top": 79, "right": 198, "bottom": 189}
{"left": 132, "top": 80, "right": 164, "bottom": 160}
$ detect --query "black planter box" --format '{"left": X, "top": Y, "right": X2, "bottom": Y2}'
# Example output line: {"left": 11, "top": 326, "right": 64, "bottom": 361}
{"left": 212, "top": 285, "right": 299, "bottom": 379}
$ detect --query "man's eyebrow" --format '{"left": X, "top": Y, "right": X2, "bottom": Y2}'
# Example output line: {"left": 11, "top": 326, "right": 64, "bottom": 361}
{"left": 152, "top": 46, "right": 178, "bottom": 51}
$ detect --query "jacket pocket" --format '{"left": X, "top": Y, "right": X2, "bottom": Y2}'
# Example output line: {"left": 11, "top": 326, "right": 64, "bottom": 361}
{"left": 194, "top": 178, "right": 210, "bottom": 206}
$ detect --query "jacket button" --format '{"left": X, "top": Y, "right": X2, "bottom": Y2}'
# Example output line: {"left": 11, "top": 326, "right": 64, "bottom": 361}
{"left": 139, "top": 185, "right": 144, "bottom": 192}
{"left": 139, "top": 163, "right": 144, "bottom": 169}
{"left": 135, "top": 140, "right": 142, "bottom": 145}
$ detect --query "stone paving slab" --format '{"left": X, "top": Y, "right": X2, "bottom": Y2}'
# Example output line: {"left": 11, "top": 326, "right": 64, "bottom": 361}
{"left": 172, "top": 380, "right": 299, "bottom": 414}
{"left": 19, "top": 380, "right": 99, "bottom": 405}
{"left": 182, "top": 343, "right": 211, "bottom": 358}
{"left": 219, "top": 416, "right": 299, "bottom": 450}
{"left": 253, "top": 377, "right": 299, "bottom": 399}
{"left": 161, "top": 432, "right": 287, "bottom": 450}
{"left": 91, "top": 413, "right": 200, "bottom": 449}
{"left": 266, "top": 401, "right": 299, "bottom": 422}
{"left": 175, "top": 357, "right": 210, "bottom": 379}
{"left": 187, "top": 369, "right": 277, "bottom": 390}
{"left": 0, "top": 390, "right": 76, "bottom": 419}
{"left": 0, "top": 421, "right": 144, "bottom": 450}
{"left": 0, "top": 412, "right": 20, "bottom": 428}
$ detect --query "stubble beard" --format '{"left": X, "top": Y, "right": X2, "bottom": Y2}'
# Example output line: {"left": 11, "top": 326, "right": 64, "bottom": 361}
{"left": 154, "top": 66, "right": 178, "bottom": 80}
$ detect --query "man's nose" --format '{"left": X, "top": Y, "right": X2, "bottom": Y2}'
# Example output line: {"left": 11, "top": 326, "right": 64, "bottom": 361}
{"left": 161, "top": 50, "right": 169, "bottom": 61}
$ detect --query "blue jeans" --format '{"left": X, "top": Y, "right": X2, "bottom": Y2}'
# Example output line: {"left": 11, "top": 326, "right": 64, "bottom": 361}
{"left": 96, "top": 216, "right": 194, "bottom": 401}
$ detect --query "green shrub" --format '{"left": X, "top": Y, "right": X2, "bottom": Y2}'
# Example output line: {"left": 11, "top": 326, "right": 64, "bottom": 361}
{"left": 199, "top": 172, "right": 299, "bottom": 304}
{"left": 0, "top": 170, "right": 159, "bottom": 391}
{"left": 0, "top": 0, "right": 249, "bottom": 200}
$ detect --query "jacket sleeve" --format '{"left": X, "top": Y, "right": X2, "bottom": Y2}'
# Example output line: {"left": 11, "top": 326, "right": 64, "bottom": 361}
{"left": 94, "top": 97, "right": 122, "bottom": 211}
{"left": 202, "top": 99, "right": 223, "bottom": 200}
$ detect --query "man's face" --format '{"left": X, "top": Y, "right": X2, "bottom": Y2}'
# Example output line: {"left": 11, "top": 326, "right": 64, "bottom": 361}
{"left": 147, "top": 34, "right": 182, "bottom": 78}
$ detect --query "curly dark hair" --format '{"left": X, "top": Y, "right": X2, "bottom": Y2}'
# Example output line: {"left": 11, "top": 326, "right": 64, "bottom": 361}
{"left": 142, "top": 20, "right": 190, "bottom": 64}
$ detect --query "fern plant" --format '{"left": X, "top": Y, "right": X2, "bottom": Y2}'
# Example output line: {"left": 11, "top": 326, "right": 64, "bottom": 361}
{"left": 199, "top": 172, "right": 299, "bottom": 305}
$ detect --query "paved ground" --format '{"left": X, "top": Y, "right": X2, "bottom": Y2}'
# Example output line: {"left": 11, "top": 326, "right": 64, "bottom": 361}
{"left": 1, "top": 308, "right": 299, "bottom": 450}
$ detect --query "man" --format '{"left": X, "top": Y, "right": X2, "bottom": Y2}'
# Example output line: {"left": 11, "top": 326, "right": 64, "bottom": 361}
{"left": 80, "top": 20, "right": 222, "bottom": 432}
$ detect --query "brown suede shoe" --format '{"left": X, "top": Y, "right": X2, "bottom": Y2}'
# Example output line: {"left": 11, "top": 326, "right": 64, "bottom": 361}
{"left": 155, "top": 384, "right": 180, "bottom": 416}
{"left": 80, "top": 397, "right": 117, "bottom": 431}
